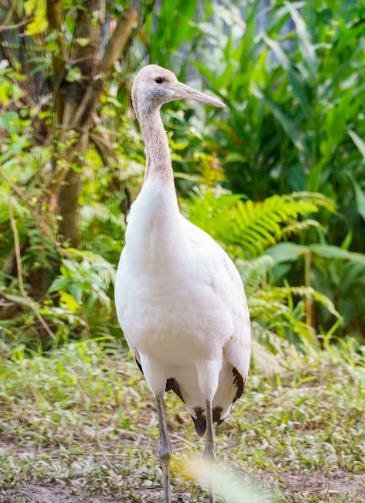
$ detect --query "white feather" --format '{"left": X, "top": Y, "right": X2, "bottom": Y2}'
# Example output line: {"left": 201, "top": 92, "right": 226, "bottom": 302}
{"left": 115, "top": 177, "right": 251, "bottom": 419}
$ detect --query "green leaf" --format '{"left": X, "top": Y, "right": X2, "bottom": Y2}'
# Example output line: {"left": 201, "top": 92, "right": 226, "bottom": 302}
{"left": 76, "top": 38, "right": 90, "bottom": 47}
{"left": 348, "top": 130, "right": 365, "bottom": 161}
{"left": 25, "top": 0, "right": 48, "bottom": 35}
{"left": 353, "top": 181, "right": 365, "bottom": 221}
{"left": 66, "top": 67, "right": 82, "bottom": 83}
{"left": 285, "top": 2, "right": 317, "bottom": 79}
{"left": 309, "top": 245, "right": 365, "bottom": 266}
{"left": 266, "top": 243, "right": 308, "bottom": 264}
{"left": 0, "top": 112, "right": 19, "bottom": 133}
{"left": 262, "top": 33, "right": 310, "bottom": 116}
{"left": 252, "top": 85, "right": 304, "bottom": 151}
{"left": 60, "top": 292, "right": 80, "bottom": 313}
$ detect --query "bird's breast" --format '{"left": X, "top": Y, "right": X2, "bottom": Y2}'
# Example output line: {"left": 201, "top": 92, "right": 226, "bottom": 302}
{"left": 115, "top": 179, "right": 237, "bottom": 365}
{"left": 115, "top": 261, "right": 232, "bottom": 365}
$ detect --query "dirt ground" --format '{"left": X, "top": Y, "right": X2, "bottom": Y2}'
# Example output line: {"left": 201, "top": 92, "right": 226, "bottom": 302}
{"left": 1, "top": 346, "right": 364, "bottom": 503}
{"left": 1, "top": 470, "right": 364, "bottom": 503}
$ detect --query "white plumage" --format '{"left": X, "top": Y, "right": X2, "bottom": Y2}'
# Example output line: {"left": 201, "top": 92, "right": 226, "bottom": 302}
{"left": 115, "top": 65, "right": 251, "bottom": 503}
{"left": 115, "top": 178, "right": 250, "bottom": 417}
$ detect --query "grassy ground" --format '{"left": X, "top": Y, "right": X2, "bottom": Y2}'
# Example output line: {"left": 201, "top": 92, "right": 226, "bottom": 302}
{"left": 0, "top": 338, "right": 364, "bottom": 503}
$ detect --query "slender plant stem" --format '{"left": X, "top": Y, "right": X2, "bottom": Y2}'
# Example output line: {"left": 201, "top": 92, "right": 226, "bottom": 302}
{"left": 8, "top": 199, "right": 24, "bottom": 294}
{"left": 8, "top": 196, "right": 55, "bottom": 339}
{"left": 304, "top": 251, "right": 313, "bottom": 327}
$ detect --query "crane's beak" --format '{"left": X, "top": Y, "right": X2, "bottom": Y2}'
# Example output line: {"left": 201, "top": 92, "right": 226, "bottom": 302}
{"left": 171, "top": 82, "right": 226, "bottom": 108}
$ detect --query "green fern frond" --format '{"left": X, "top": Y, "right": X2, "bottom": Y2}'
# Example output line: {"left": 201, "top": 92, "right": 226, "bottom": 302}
{"left": 248, "top": 295, "right": 317, "bottom": 346}
{"left": 281, "top": 219, "right": 321, "bottom": 238}
{"left": 248, "top": 283, "right": 342, "bottom": 347}
{"left": 268, "top": 286, "right": 342, "bottom": 319}
{"left": 249, "top": 297, "right": 316, "bottom": 344}
{"left": 237, "top": 256, "right": 274, "bottom": 295}
{"left": 186, "top": 189, "right": 334, "bottom": 258}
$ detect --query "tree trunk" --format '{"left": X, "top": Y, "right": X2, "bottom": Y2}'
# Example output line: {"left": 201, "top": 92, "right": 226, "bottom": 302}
{"left": 58, "top": 169, "right": 82, "bottom": 246}
{"left": 53, "top": 0, "right": 102, "bottom": 246}
{"left": 51, "top": 5, "right": 138, "bottom": 246}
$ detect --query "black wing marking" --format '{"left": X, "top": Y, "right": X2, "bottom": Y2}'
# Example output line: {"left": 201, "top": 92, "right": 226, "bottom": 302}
{"left": 134, "top": 357, "right": 244, "bottom": 433}
{"left": 134, "top": 357, "right": 185, "bottom": 403}
{"left": 165, "top": 377, "right": 184, "bottom": 402}
{"left": 232, "top": 366, "right": 245, "bottom": 403}
{"left": 210, "top": 367, "right": 245, "bottom": 429}
{"left": 135, "top": 357, "right": 143, "bottom": 374}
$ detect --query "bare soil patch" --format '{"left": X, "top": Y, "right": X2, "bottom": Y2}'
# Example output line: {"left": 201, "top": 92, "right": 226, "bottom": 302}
{"left": 279, "top": 470, "right": 365, "bottom": 498}
{"left": 0, "top": 483, "right": 118, "bottom": 503}
{"left": 1, "top": 471, "right": 364, "bottom": 503}
{"left": 0, "top": 481, "right": 191, "bottom": 503}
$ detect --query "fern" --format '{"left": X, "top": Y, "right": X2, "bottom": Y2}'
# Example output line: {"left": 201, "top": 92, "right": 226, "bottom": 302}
{"left": 185, "top": 189, "right": 334, "bottom": 258}
{"left": 237, "top": 255, "right": 274, "bottom": 295}
{"left": 235, "top": 254, "right": 341, "bottom": 347}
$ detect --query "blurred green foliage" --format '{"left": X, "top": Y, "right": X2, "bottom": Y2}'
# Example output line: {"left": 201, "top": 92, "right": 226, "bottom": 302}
{"left": 0, "top": 0, "right": 365, "bottom": 350}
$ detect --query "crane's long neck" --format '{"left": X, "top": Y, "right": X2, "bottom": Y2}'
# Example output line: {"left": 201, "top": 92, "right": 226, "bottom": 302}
{"left": 126, "top": 108, "right": 185, "bottom": 271}
{"left": 139, "top": 109, "right": 174, "bottom": 187}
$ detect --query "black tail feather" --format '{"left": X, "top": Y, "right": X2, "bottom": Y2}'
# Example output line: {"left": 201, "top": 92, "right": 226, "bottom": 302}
{"left": 192, "top": 407, "right": 206, "bottom": 436}
{"left": 192, "top": 406, "right": 224, "bottom": 436}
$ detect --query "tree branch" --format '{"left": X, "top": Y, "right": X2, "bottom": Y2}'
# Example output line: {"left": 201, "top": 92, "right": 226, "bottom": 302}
{"left": 71, "top": 8, "right": 138, "bottom": 131}
{"left": 99, "top": 8, "right": 138, "bottom": 75}
{"left": 0, "top": 19, "right": 29, "bottom": 32}
{"left": 0, "top": 31, "right": 20, "bottom": 69}
{"left": 0, "top": 3, "right": 14, "bottom": 29}
{"left": 46, "top": 0, "right": 66, "bottom": 124}
{"left": 89, "top": 131, "right": 118, "bottom": 165}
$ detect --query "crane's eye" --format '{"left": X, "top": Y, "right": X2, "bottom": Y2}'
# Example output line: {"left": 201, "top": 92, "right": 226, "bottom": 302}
{"left": 155, "top": 77, "right": 164, "bottom": 84}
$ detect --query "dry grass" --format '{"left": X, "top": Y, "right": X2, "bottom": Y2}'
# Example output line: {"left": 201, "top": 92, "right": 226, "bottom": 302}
{"left": 0, "top": 338, "right": 364, "bottom": 502}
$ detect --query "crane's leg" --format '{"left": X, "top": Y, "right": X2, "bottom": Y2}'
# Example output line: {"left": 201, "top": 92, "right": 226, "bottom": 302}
{"left": 156, "top": 394, "right": 172, "bottom": 503}
{"left": 204, "top": 399, "right": 215, "bottom": 503}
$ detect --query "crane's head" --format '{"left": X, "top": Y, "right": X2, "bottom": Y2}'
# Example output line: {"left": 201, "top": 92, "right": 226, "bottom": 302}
{"left": 131, "top": 64, "right": 225, "bottom": 121}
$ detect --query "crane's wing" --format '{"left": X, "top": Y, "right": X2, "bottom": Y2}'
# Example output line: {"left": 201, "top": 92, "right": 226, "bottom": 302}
{"left": 182, "top": 217, "right": 251, "bottom": 424}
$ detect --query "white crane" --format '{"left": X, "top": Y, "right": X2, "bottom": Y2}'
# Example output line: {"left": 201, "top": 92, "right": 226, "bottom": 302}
{"left": 115, "top": 65, "right": 251, "bottom": 503}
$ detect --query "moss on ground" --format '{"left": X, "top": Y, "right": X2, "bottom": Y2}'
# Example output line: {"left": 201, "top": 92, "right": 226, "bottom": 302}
{"left": 0, "top": 339, "right": 364, "bottom": 502}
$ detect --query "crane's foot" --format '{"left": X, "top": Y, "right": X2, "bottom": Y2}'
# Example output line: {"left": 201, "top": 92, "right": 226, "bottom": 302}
{"left": 157, "top": 395, "right": 172, "bottom": 503}
{"left": 162, "top": 461, "right": 172, "bottom": 503}
{"left": 161, "top": 443, "right": 172, "bottom": 503}
{"left": 204, "top": 399, "right": 216, "bottom": 503}
{"left": 205, "top": 473, "right": 215, "bottom": 503}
